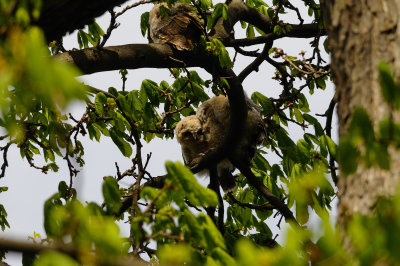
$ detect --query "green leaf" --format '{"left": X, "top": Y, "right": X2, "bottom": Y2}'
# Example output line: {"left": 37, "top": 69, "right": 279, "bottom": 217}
{"left": 221, "top": 3, "right": 229, "bottom": 20}
{"left": 108, "top": 87, "right": 119, "bottom": 97}
{"left": 349, "top": 108, "right": 374, "bottom": 144}
{"left": 77, "top": 30, "right": 89, "bottom": 49}
{"left": 303, "top": 113, "right": 324, "bottom": 136}
{"left": 58, "top": 181, "right": 68, "bottom": 199}
{"left": 338, "top": 138, "right": 359, "bottom": 175}
{"left": 316, "top": 77, "right": 326, "bottom": 89}
{"left": 296, "top": 201, "right": 309, "bottom": 225}
{"left": 251, "top": 92, "right": 273, "bottom": 115}
{"left": 140, "top": 12, "right": 150, "bottom": 36}
{"left": 95, "top": 92, "right": 107, "bottom": 115}
{"left": 211, "top": 39, "right": 233, "bottom": 68}
{"left": 165, "top": 161, "right": 218, "bottom": 208}
{"left": 88, "top": 21, "right": 104, "bottom": 45}
{"left": 276, "top": 128, "right": 294, "bottom": 147}
{"left": 297, "top": 139, "right": 311, "bottom": 163}
{"left": 22, "top": 251, "right": 36, "bottom": 266}
{"left": 0, "top": 204, "right": 10, "bottom": 231}
{"left": 379, "top": 62, "right": 396, "bottom": 106}
{"left": 374, "top": 143, "right": 390, "bottom": 170}
{"left": 88, "top": 123, "right": 101, "bottom": 141}
{"left": 109, "top": 128, "right": 132, "bottom": 157}
{"left": 246, "top": 24, "right": 255, "bottom": 38}
{"left": 253, "top": 151, "right": 271, "bottom": 172}
{"left": 43, "top": 194, "right": 64, "bottom": 237}
{"left": 140, "top": 79, "right": 160, "bottom": 105}
{"left": 33, "top": 251, "right": 79, "bottom": 266}
{"left": 102, "top": 177, "right": 122, "bottom": 214}
{"left": 325, "top": 135, "right": 337, "bottom": 158}
{"left": 200, "top": 0, "right": 212, "bottom": 9}
{"left": 208, "top": 3, "right": 225, "bottom": 29}
{"left": 294, "top": 108, "right": 303, "bottom": 123}
{"left": 319, "top": 135, "right": 328, "bottom": 157}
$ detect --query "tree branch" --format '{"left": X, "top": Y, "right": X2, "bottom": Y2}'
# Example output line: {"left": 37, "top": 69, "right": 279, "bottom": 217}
{"left": 233, "top": 160, "right": 299, "bottom": 226}
{"left": 231, "top": 24, "right": 326, "bottom": 47}
{"left": 55, "top": 44, "right": 213, "bottom": 74}
{"left": 238, "top": 42, "right": 272, "bottom": 82}
{"left": 209, "top": 0, "right": 271, "bottom": 42}
{"left": 35, "top": 0, "right": 131, "bottom": 42}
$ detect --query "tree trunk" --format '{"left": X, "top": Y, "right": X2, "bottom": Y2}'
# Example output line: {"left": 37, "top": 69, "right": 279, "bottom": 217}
{"left": 326, "top": 0, "right": 400, "bottom": 236}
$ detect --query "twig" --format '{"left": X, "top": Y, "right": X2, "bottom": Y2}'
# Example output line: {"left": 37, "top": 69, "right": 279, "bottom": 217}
{"left": 99, "top": 10, "right": 119, "bottom": 48}
{"left": 143, "top": 183, "right": 172, "bottom": 214}
{"left": 147, "top": 231, "right": 183, "bottom": 242}
{"left": 227, "top": 192, "right": 274, "bottom": 210}
{"left": 271, "top": 0, "right": 284, "bottom": 26}
{"left": 238, "top": 42, "right": 272, "bottom": 82}
{"left": 115, "top": 0, "right": 158, "bottom": 18}
{"left": 0, "top": 142, "right": 11, "bottom": 178}
{"left": 64, "top": 109, "right": 89, "bottom": 196}
{"left": 23, "top": 145, "right": 49, "bottom": 173}
{"left": 324, "top": 98, "right": 337, "bottom": 185}
{"left": 283, "top": 1, "right": 304, "bottom": 25}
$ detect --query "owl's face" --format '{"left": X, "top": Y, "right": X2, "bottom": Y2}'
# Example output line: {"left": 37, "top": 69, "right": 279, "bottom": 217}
{"left": 175, "top": 115, "right": 205, "bottom": 144}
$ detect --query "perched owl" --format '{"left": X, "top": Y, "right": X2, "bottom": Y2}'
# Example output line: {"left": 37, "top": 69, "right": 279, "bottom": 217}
{"left": 149, "top": 2, "right": 204, "bottom": 50}
{"left": 175, "top": 115, "right": 208, "bottom": 164}
{"left": 175, "top": 113, "right": 236, "bottom": 192}
{"left": 196, "top": 95, "right": 266, "bottom": 192}
{"left": 175, "top": 95, "right": 266, "bottom": 192}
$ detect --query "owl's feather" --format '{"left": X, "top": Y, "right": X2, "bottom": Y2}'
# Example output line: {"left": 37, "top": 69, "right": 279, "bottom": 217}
{"left": 149, "top": 3, "right": 204, "bottom": 50}
{"left": 175, "top": 95, "right": 265, "bottom": 193}
{"left": 196, "top": 95, "right": 265, "bottom": 192}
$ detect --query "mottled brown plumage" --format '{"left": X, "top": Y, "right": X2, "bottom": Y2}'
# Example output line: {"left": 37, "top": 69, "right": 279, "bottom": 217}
{"left": 175, "top": 115, "right": 208, "bottom": 164}
{"left": 149, "top": 3, "right": 204, "bottom": 50}
{"left": 197, "top": 95, "right": 266, "bottom": 192}
{"left": 175, "top": 95, "right": 266, "bottom": 192}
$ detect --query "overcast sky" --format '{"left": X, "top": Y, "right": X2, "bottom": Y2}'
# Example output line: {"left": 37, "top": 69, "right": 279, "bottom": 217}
{"left": 0, "top": 0, "right": 337, "bottom": 264}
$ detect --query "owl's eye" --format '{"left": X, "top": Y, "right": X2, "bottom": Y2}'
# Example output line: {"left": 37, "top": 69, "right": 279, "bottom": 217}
{"left": 197, "top": 129, "right": 202, "bottom": 135}
{"left": 183, "top": 131, "right": 192, "bottom": 137}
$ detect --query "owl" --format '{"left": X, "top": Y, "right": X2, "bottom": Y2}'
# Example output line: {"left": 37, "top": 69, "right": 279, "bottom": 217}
{"left": 196, "top": 95, "right": 266, "bottom": 192}
{"left": 175, "top": 113, "right": 236, "bottom": 192}
{"left": 175, "top": 115, "right": 208, "bottom": 165}
{"left": 149, "top": 2, "right": 204, "bottom": 50}
{"left": 175, "top": 95, "right": 266, "bottom": 192}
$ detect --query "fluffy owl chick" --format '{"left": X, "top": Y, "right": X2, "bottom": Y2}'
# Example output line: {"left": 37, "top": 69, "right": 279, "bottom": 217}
{"left": 196, "top": 95, "right": 266, "bottom": 192}
{"left": 175, "top": 115, "right": 208, "bottom": 165}
{"left": 196, "top": 95, "right": 236, "bottom": 192}
{"left": 149, "top": 3, "right": 204, "bottom": 50}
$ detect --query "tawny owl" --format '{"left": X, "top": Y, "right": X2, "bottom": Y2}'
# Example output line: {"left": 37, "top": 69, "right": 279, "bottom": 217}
{"left": 175, "top": 95, "right": 266, "bottom": 192}
{"left": 149, "top": 2, "right": 204, "bottom": 50}
{"left": 196, "top": 95, "right": 266, "bottom": 192}
{"left": 175, "top": 115, "right": 208, "bottom": 165}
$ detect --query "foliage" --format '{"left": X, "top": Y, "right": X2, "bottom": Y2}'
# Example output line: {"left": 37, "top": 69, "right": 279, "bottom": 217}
{"left": 0, "top": 0, "right": 399, "bottom": 266}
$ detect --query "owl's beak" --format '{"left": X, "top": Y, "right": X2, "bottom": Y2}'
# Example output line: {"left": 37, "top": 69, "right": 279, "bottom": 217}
{"left": 193, "top": 133, "right": 198, "bottom": 141}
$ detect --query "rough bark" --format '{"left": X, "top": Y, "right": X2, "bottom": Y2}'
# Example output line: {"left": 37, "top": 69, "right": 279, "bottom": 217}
{"left": 55, "top": 44, "right": 213, "bottom": 74}
{"left": 327, "top": 0, "right": 400, "bottom": 234}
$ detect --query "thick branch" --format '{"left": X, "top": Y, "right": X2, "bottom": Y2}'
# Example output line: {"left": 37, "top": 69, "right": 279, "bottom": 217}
{"left": 55, "top": 44, "right": 213, "bottom": 74}
{"left": 231, "top": 24, "right": 326, "bottom": 47}
{"left": 233, "top": 160, "right": 299, "bottom": 226}
{"left": 35, "top": 0, "right": 130, "bottom": 42}
{"left": 0, "top": 238, "right": 147, "bottom": 265}
{"left": 238, "top": 42, "right": 272, "bottom": 82}
{"left": 0, "top": 238, "right": 77, "bottom": 258}
{"left": 209, "top": 0, "right": 271, "bottom": 42}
